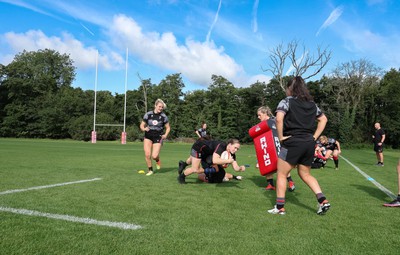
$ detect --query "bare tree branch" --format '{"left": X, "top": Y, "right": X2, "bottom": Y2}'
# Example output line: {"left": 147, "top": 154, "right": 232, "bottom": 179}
{"left": 263, "top": 40, "right": 332, "bottom": 91}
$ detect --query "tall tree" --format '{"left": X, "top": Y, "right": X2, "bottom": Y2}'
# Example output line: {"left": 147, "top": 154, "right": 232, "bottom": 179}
{"left": 323, "top": 59, "right": 382, "bottom": 143}
{"left": 264, "top": 40, "right": 331, "bottom": 91}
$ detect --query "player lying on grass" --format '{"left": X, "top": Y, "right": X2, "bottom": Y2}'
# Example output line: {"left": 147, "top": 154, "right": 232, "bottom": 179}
{"left": 177, "top": 138, "right": 245, "bottom": 184}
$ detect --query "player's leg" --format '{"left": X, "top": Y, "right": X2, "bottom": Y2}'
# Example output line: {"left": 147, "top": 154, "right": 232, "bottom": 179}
{"left": 265, "top": 173, "right": 275, "bottom": 190}
{"left": 151, "top": 142, "right": 162, "bottom": 170}
{"left": 178, "top": 157, "right": 202, "bottom": 184}
{"left": 332, "top": 149, "right": 339, "bottom": 169}
{"left": 297, "top": 164, "right": 330, "bottom": 214}
{"left": 143, "top": 138, "right": 154, "bottom": 175}
{"left": 268, "top": 158, "right": 293, "bottom": 215}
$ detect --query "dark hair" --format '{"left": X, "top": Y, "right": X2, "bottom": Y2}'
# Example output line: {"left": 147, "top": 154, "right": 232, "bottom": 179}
{"left": 286, "top": 76, "right": 313, "bottom": 101}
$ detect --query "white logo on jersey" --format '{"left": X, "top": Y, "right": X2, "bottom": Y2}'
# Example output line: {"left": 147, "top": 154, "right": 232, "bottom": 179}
{"left": 152, "top": 120, "right": 159, "bottom": 126}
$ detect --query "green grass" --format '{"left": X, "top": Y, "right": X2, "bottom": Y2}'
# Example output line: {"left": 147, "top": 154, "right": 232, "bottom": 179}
{"left": 1, "top": 138, "right": 400, "bottom": 254}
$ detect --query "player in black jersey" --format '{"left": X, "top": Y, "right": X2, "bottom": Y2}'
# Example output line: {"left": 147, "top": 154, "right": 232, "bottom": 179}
{"left": 195, "top": 122, "right": 208, "bottom": 138}
{"left": 268, "top": 76, "right": 330, "bottom": 215}
{"left": 177, "top": 138, "right": 245, "bottom": 184}
{"left": 372, "top": 122, "right": 385, "bottom": 166}
{"left": 140, "top": 99, "right": 170, "bottom": 176}
{"left": 319, "top": 135, "right": 341, "bottom": 170}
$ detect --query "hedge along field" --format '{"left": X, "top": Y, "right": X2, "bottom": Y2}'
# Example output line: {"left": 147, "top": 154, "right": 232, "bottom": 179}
{"left": 0, "top": 138, "right": 399, "bottom": 255}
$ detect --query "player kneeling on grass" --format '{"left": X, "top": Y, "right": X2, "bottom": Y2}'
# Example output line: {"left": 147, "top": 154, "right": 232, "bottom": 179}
{"left": 319, "top": 135, "right": 341, "bottom": 170}
{"left": 177, "top": 138, "right": 245, "bottom": 184}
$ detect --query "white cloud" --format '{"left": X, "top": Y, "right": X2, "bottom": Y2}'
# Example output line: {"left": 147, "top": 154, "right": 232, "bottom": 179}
{"left": 1, "top": 30, "right": 123, "bottom": 70}
{"left": 316, "top": 6, "right": 344, "bottom": 36}
{"left": 107, "top": 14, "right": 244, "bottom": 87}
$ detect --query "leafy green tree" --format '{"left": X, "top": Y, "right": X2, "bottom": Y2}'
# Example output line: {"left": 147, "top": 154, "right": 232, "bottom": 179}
{"left": 0, "top": 49, "right": 75, "bottom": 137}
{"left": 375, "top": 68, "right": 400, "bottom": 148}
{"left": 151, "top": 73, "right": 185, "bottom": 138}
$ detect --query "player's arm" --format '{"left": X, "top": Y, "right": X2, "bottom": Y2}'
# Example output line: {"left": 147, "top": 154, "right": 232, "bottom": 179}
{"left": 140, "top": 120, "right": 149, "bottom": 132}
{"left": 380, "top": 134, "right": 385, "bottom": 144}
{"left": 313, "top": 114, "right": 327, "bottom": 141}
{"left": 231, "top": 160, "right": 245, "bottom": 172}
{"left": 336, "top": 140, "right": 341, "bottom": 153}
{"left": 276, "top": 111, "right": 290, "bottom": 142}
{"left": 162, "top": 122, "right": 170, "bottom": 140}
{"left": 195, "top": 129, "right": 201, "bottom": 138}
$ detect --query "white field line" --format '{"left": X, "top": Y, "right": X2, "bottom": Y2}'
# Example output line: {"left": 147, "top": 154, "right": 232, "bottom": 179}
{"left": 340, "top": 156, "right": 396, "bottom": 199}
{"left": 0, "top": 206, "right": 142, "bottom": 230}
{"left": 0, "top": 178, "right": 102, "bottom": 195}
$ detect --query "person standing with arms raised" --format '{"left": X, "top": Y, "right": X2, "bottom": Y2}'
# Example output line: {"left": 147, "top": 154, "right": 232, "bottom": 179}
{"left": 268, "top": 76, "right": 330, "bottom": 215}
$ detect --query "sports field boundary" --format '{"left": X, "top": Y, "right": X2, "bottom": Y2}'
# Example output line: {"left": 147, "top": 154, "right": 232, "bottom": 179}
{"left": 0, "top": 207, "right": 143, "bottom": 230}
{"left": 0, "top": 178, "right": 143, "bottom": 230}
{"left": 0, "top": 178, "right": 102, "bottom": 195}
{"left": 340, "top": 155, "right": 396, "bottom": 199}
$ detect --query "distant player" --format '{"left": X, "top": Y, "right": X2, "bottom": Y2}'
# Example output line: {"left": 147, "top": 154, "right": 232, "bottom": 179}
{"left": 319, "top": 136, "right": 341, "bottom": 170}
{"left": 195, "top": 122, "right": 208, "bottom": 138}
{"left": 312, "top": 141, "right": 327, "bottom": 169}
{"left": 372, "top": 122, "right": 385, "bottom": 166}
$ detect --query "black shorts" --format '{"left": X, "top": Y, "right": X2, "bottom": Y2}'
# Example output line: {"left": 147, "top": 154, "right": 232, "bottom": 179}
{"left": 144, "top": 131, "right": 162, "bottom": 143}
{"left": 206, "top": 168, "right": 226, "bottom": 183}
{"left": 374, "top": 144, "right": 383, "bottom": 153}
{"left": 190, "top": 140, "right": 213, "bottom": 159}
{"left": 279, "top": 138, "right": 315, "bottom": 166}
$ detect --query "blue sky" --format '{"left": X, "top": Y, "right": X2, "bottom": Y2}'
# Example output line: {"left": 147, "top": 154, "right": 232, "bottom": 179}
{"left": 1, "top": 0, "right": 399, "bottom": 94}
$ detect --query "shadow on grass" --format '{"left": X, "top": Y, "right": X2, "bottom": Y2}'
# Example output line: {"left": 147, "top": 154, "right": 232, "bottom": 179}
{"left": 258, "top": 180, "right": 318, "bottom": 214}
{"left": 249, "top": 175, "right": 267, "bottom": 188}
{"left": 156, "top": 167, "right": 177, "bottom": 174}
{"left": 351, "top": 184, "right": 389, "bottom": 200}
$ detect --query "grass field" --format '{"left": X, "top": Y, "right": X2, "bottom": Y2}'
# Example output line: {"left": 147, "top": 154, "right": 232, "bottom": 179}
{"left": 1, "top": 138, "right": 400, "bottom": 255}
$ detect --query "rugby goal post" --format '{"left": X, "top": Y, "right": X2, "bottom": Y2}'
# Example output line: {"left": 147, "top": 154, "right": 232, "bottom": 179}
{"left": 91, "top": 49, "right": 128, "bottom": 144}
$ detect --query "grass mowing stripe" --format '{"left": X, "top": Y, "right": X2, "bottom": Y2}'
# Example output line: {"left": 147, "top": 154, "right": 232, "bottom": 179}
{"left": 0, "top": 178, "right": 102, "bottom": 195}
{"left": 0, "top": 207, "right": 143, "bottom": 230}
{"left": 341, "top": 155, "right": 396, "bottom": 199}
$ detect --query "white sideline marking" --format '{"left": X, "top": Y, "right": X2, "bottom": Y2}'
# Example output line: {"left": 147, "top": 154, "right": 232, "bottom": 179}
{"left": 340, "top": 156, "right": 396, "bottom": 199}
{"left": 0, "top": 178, "right": 102, "bottom": 195}
{"left": 0, "top": 207, "right": 142, "bottom": 230}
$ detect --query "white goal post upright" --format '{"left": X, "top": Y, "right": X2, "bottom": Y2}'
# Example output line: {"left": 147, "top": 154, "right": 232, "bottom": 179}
{"left": 91, "top": 49, "right": 128, "bottom": 144}
{"left": 91, "top": 50, "right": 98, "bottom": 143}
{"left": 121, "top": 48, "right": 128, "bottom": 144}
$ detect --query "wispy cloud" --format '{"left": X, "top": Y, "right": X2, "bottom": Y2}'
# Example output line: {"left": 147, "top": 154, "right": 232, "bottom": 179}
{"left": 251, "top": 0, "right": 259, "bottom": 33}
{"left": 316, "top": 6, "right": 344, "bottom": 36}
{"left": 0, "top": 0, "right": 68, "bottom": 22}
{"left": 337, "top": 23, "right": 400, "bottom": 69}
{"left": 80, "top": 23, "right": 95, "bottom": 36}
{"left": 206, "top": 0, "right": 222, "bottom": 43}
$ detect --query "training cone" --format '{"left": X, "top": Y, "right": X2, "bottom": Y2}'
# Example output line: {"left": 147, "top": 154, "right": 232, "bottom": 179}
{"left": 138, "top": 170, "right": 145, "bottom": 174}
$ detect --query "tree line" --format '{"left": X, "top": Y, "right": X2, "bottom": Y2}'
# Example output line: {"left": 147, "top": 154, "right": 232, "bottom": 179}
{"left": 1, "top": 49, "right": 400, "bottom": 147}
